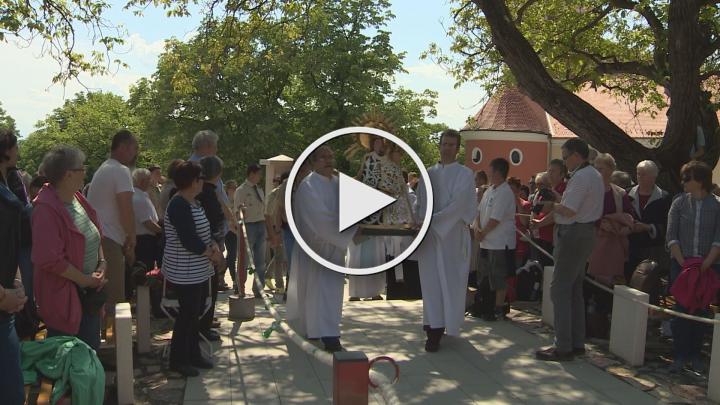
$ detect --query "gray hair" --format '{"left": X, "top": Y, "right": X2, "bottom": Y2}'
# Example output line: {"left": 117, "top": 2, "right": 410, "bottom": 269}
{"left": 132, "top": 168, "right": 152, "bottom": 186}
{"left": 594, "top": 153, "right": 616, "bottom": 171}
{"left": 192, "top": 130, "right": 219, "bottom": 152}
{"left": 636, "top": 160, "right": 659, "bottom": 177}
{"left": 611, "top": 171, "right": 634, "bottom": 189}
{"left": 200, "top": 155, "right": 224, "bottom": 180}
{"left": 41, "top": 146, "right": 85, "bottom": 185}
{"left": 535, "top": 171, "right": 549, "bottom": 185}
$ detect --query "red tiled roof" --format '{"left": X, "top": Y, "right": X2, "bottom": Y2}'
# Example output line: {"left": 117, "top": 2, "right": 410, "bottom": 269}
{"left": 547, "top": 87, "right": 667, "bottom": 139}
{"left": 462, "top": 87, "right": 551, "bottom": 135}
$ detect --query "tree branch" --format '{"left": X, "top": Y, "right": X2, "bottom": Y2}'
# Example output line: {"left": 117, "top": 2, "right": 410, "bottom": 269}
{"left": 609, "top": 0, "right": 668, "bottom": 72}
{"left": 514, "top": 0, "right": 539, "bottom": 25}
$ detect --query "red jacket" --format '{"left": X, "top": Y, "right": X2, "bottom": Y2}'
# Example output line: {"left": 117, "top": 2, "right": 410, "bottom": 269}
{"left": 670, "top": 257, "right": 720, "bottom": 314}
{"left": 32, "top": 185, "right": 102, "bottom": 334}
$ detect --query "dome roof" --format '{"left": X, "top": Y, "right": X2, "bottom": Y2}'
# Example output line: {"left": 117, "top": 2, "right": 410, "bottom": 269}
{"left": 462, "top": 87, "right": 551, "bottom": 135}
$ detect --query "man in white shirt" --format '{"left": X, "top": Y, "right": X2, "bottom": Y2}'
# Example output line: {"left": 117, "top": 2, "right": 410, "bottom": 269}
{"left": 234, "top": 164, "right": 267, "bottom": 297}
{"left": 415, "top": 129, "right": 477, "bottom": 352}
{"left": 87, "top": 129, "right": 138, "bottom": 326}
{"left": 475, "top": 158, "right": 516, "bottom": 321}
{"left": 286, "top": 145, "right": 361, "bottom": 352}
{"left": 536, "top": 138, "right": 604, "bottom": 362}
{"left": 132, "top": 168, "right": 161, "bottom": 271}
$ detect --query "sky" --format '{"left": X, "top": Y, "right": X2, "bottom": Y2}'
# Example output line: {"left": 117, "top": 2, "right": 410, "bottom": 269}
{"left": 0, "top": 0, "right": 487, "bottom": 137}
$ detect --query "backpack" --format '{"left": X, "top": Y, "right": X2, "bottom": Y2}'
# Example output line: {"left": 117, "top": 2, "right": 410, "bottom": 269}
{"left": 629, "top": 259, "right": 662, "bottom": 303}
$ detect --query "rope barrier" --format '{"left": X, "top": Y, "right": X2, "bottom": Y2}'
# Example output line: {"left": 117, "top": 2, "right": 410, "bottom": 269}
{"left": 514, "top": 228, "right": 720, "bottom": 326}
{"left": 236, "top": 211, "right": 401, "bottom": 404}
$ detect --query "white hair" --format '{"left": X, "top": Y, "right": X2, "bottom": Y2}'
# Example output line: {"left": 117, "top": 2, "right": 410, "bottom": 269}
{"left": 132, "top": 168, "right": 152, "bottom": 186}
{"left": 192, "top": 130, "right": 219, "bottom": 152}
{"left": 594, "top": 153, "right": 616, "bottom": 171}
{"left": 636, "top": 160, "right": 659, "bottom": 177}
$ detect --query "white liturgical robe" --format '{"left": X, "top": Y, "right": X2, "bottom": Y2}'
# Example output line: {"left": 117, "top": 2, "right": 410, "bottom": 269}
{"left": 286, "top": 172, "right": 357, "bottom": 338}
{"left": 415, "top": 162, "right": 476, "bottom": 335}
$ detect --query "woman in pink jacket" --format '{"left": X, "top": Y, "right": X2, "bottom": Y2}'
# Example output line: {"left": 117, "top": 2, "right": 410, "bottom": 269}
{"left": 32, "top": 146, "right": 107, "bottom": 349}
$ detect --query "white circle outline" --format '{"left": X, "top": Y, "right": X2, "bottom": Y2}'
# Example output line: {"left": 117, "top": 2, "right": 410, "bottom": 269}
{"left": 509, "top": 148, "right": 523, "bottom": 166}
{"left": 471, "top": 146, "right": 483, "bottom": 164}
{"left": 284, "top": 126, "right": 434, "bottom": 276}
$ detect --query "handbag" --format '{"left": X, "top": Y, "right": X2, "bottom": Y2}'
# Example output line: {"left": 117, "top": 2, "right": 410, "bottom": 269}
{"left": 630, "top": 259, "right": 661, "bottom": 295}
{"left": 77, "top": 286, "right": 107, "bottom": 315}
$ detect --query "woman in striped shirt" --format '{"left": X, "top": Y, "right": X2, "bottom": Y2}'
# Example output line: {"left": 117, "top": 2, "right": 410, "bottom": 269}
{"left": 163, "top": 161, "right": 223, "bottom": 377}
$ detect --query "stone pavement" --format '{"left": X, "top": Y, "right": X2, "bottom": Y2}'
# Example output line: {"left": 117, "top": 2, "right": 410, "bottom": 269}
{"left": 182, "top": 291, "right": 661, "bottom": 404}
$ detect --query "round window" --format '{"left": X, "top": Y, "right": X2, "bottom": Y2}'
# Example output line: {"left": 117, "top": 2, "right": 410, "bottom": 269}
{"left": 471, "top": 147, "right": 483, "bottom": 164}
{"left": 509, "top": 148, "right": 523, "bottom": 166}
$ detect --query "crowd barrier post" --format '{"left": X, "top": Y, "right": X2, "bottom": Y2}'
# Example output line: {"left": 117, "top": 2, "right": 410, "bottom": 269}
{"left": 333, "top": 352, "right": 369, "bottom": 405}
{"left": 609, "top": 285, "right": 649, "bottom": 366}
{"left": 115, "top": 302, "right": 135, "bottom": 404}
{"left": 708, "top": 314, "right": 720, "bottom": 401}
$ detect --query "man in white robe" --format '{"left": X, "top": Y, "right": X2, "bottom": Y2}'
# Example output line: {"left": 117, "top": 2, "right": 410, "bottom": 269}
{"left": 415, "top": 129, "right": 476, "bottom": 352}
{"left": 286, "top": 146, "right": 359, "bottom": 352}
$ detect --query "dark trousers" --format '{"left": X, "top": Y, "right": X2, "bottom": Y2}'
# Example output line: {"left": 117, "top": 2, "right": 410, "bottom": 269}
{"left": 225, "top": 231, "right": 238, "bottom": 287}
{"left": 47, "top": 311, "right": 102, "bottom": 350}
{"left": 669, "top": 260, "right": 719, "bottom": 361}
{"left": 386, "top": 260, "right": 422, "bottom": 300}
{"left": 0, "top": 317, "right": 24, "bottom": 405}
{"left": 170, "top": 282, "right": 207, "bottom": 366}
{"left": 136, "top": 234, "right": 161, "bottom": 270}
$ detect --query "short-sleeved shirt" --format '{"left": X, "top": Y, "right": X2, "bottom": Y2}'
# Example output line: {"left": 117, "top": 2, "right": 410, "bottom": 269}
{"left": 554, "top": 164, "right": 604, "bottom": 225}
{"left": 132, "top": 189, "right": 159, "bottom": 236}
{"left": 234, "top": 180, "right": 265, "bottom": 223}
{"left": 65, "top": 198, "right": 101, "bottom": 274}
{"left": 87, "top": 159, "right": 134, "bottom": 244}
{"left": 478, "top": 182, "right": 517, "bottom": 250}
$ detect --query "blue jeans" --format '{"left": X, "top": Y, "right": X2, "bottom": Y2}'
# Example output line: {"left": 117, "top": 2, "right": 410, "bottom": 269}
{"left": 47, "top": 311, "right": 102, "bottom": 350}
{"left": 669, "top": 260, "right": 720, "bottom": 361}
{"left": 0, "top": 316, "right": 24, "bottom": 405}
{"left": 18, "top": 247, "right": 33, "bottom": 305}
{"left": 245, "top": 221, "right": 267, "bottom": 295}
{"left": 225, "top": 231, "right": 238, "bottom": 287}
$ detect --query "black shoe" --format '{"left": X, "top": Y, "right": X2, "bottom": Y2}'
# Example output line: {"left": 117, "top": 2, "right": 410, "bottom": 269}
{"left": 535, "top": 347, "right": 574, "bottom": 362}
{"left": 191, "top": 357, "right": 214, "bottom": 369}
{"left": 201, "top": 330, "right": 221, "bottom": 342}
{"left": 424, "top": 338, "right": 440, "bottom": 352}
{"left": 572, "top": 347, "right": 586, "bottom": 356}
{"left": 324, "top": 343, "right": 344, "bottom": 353}
{"left": 482, "top": 312, "right": 497, "bottom": 322}
{"left": 494, "top": 307, "right": 507, "bottom": 321}
{"left": 170, "top": 364, "right": 200, "bottom": 377}
{"left": 424, "top": 328, "right": 443, "bottom": 352}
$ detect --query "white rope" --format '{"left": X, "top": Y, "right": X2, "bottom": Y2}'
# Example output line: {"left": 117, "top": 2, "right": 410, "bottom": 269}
{"left": 237, "top": 212, "right": 401, "bottom": 404}
{"left": 514, "top": 227, "right": 720, "bottom": 326}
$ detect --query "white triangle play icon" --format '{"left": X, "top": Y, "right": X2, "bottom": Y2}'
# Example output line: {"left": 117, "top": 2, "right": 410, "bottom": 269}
{"left": 338, "top": 172, "right": 397, "bottom": 232}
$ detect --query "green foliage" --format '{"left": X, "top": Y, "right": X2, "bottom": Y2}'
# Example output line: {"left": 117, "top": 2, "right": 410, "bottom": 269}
{"left": 0, "top": 102, "right": 18, "bottom": 134}
{"left": 18, "top": 92, "right": 146, "bottom": 177}
{"left": 130, "top": 0, "right": 444, "bottom": 181}
{"left": 428, "top": 0, "right": 720, "bottom": 114}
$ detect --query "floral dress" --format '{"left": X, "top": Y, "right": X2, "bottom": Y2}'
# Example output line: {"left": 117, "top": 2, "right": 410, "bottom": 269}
{"left": 359, "top": 152, "right": 383, "bottom": 224}
{"left": 379, "top": 159, "right": 412, "bottom": 225}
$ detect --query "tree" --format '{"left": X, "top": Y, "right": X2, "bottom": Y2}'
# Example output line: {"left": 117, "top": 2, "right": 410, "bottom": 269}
{"left": 18, "top": 92, "right": 145, "bottom": 176}
{"left": 431, "top": 0, "right": 720, "bottom": 190}
{"left": 0, "top": 0, "right": 269, "bottom": 83}
{"left": 0, "top": 102, "right": 18, "bottom": 134}
{"left": 129, "top": 0, "right": 444, "bottom": 179}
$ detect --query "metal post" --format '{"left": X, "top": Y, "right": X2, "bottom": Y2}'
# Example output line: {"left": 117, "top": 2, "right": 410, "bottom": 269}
{"left": 333, "top": 351, "right": 369, "bottom": 405}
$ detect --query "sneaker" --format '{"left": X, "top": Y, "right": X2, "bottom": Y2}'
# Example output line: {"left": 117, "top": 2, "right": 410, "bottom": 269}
{"left": 218, "top": 283, "right": 231, "bottom": 292}
{"left": 535, "top": 347, "right": 574, "bottom": 362}
{"left": 191, "top": 357, "right": 214, "bottom": 369}
{"left": 200, "top": 330, "right": 221, "bottom": 342}
{"left": 370, "top": 295, "right": 383, "bottom": 301}
{"left": 170, "top": 364, "right": 200, "bottom": 377}
{"left": 690, "top": 356, "right": 706, "bottom": 373}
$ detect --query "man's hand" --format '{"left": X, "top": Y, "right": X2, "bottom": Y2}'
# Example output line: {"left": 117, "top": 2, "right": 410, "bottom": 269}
{"left": 0, "top": 288, "right": 27, "bottom": 313}
{"left": 475, "top": 229, "right": 485, "bottom": 242}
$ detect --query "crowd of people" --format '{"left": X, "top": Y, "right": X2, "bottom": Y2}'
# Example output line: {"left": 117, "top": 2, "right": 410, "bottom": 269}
{"left": 1, "top": 124, "right": 720, "bottom": 403}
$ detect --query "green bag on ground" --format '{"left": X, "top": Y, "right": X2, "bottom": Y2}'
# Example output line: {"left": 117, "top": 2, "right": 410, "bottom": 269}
{"left": 20, "top": 336, "right": 105, "bottom": 405}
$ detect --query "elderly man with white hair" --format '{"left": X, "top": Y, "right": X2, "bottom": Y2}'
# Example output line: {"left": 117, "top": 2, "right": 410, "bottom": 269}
{"left": 627, "top": 160, "right": 671, "bottom": 283}
{"left": 133, "top": 168, "right": 162, "bottom": 272}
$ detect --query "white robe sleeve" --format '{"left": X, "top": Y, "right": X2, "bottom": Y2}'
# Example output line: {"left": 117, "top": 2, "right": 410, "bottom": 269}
{"left": 430, "top": 169, "right": 476, "bottom": 238}
{"left": 295, "top": 181, "right": 356, "bottom": 251}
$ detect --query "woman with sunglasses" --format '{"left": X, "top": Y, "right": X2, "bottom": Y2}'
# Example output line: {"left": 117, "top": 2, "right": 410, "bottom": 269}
{"left": 666, "top": 160, "right": 720, "bottom": 372}
{"left": 32, "top": 146, "right": 108, "bottom": 350}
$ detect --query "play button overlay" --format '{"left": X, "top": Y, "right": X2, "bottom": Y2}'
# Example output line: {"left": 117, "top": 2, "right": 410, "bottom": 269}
{"left": 285, "top": 126, "right": 434, "bottom": 276}
{"left": 338, "top": 172, "right": 396, "bottom": 232}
